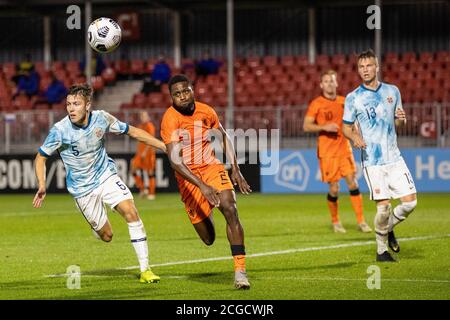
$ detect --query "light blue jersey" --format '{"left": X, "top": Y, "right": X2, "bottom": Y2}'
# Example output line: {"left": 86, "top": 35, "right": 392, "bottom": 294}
{"left": 39, "top": 110, "right": 129, "bottom": 198}
{"left": 343, "top": 82, "right": 402, "bottom": 167}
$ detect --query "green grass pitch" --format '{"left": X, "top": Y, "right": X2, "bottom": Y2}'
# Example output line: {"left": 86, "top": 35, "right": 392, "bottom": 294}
{"left": 0, "top": 193, "right": 449, "bottom": 300}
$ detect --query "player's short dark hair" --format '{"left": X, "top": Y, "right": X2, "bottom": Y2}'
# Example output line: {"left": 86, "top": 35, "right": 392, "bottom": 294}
{"left": 168, "top": 74, "right": 191, "bottom": 92}
{"left": 357, "top": 49, "right": 377, "bottom": 61}
{"left": 68, "top": 83, "right": 92, "bottom": 102}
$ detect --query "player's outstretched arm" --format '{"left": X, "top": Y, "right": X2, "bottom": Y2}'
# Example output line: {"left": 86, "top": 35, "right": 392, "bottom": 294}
{"left": 166, "top": 142, "right": 220, "bottom": 206}
{"left": 218, "top": 124, "right": 252, "bottom": 195}
{"left": 33, "top": 153, "right": 47, "bottom": 208}
{"left": 343, "top": 123, "right": 366, "bottom": 149}
{"left": 127, "top": 125, "right": 167, "bottom": 153}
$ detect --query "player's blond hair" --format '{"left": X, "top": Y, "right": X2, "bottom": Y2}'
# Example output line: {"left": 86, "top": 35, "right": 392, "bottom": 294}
{"left": 68, "top": 83, "right": 93, "bottom": 102}
{"left": 320, "top": 69, "right": 337, "bottom": 81}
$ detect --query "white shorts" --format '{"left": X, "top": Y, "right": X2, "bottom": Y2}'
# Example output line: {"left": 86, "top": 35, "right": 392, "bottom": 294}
{"left": 74, "top": 174, "right": 133, "bottom": 231}
{"left": 363, "top": 159, "right": 417, "bottom": 201}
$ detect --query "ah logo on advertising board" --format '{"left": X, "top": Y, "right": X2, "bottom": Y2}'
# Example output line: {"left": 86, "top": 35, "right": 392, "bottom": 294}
{"left": 273, "top": 152, "right": 310, "bottom": 192}
{"left": 261, "top": 148, "right": 450, "bottom": 193}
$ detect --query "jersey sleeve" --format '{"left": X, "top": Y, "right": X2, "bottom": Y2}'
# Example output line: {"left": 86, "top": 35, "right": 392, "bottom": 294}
{"left": 394, "top": 86, "right": 404, "bottom": 116}
{"left": 102, "top": 111, "right": 129, "bottom": 135}
{"left": 160, "top": 111, "right": 181, "bottom": 145}
{"left": 305, "top": 100, "right": 319, "bottom": 119}
{"left": 343, "top": 94, "right": 356, "bottom": 124}
{"left": 39, "top": 126, "right": 62, "bottom": 157}
{"left": 209, "top": 107, "right": 220, "bottom": 129}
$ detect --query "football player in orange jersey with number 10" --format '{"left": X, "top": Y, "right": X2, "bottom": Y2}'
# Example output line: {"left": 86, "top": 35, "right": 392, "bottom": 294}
{"left": 303, "top": 70, "right": 372, "bottom": 234}
{"left": 160, "top": 74, "right": 252, "bottom": 289}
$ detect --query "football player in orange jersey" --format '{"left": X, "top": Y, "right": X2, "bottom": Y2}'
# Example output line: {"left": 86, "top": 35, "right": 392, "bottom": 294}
{"left": 303, "top": 70, "right": 372, "bottom": 234}
{"left": 161, "top": 74, "right": 252, "bottom": 289}
{"left": 131, "top": 111, "right": 157, "bottom": 200}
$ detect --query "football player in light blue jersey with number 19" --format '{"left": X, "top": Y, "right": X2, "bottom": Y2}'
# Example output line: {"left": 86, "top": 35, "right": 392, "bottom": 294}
{"left": 33, "top": 84, "right": 166, "bottom": 283}
{"left": 342, "top": 50, "right": 417, "bottom": 262}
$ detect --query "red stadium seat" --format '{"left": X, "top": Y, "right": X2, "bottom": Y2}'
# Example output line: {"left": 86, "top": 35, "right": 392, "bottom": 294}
{"left": 130, "top": 59, "right": 145, "bottom": 75}
{"left": 2, "top": 62, "right": 16, "bottom": 80}
{"left": 195, "top": 82, "right": 210, "bottom": 95}
{"left": 263, "top": 56, "right": 278, "bottom": 68}
{"left": 91, "top": 76, "right": 105, "bottom": 91}
{"left": 245, "top": 84, "right": 259, "bottom": 96}
{"left": 280, "top": 56, "right": 296, "bottom": 68}
{"left": 235, "top": 94, "right": 251, "bottom": 107}
{"left": 39, "top": 76, "right": 52, "bottom": 92}
{"left": 132, "top": 93, "right": 147, "bottom": 108}
{"left": 275, "top": 73, "right": 290, "bottom": 85}
{"left": 401, "top": 52, "right": 417, "bottom": 65}
{"left": 147, "top": 92, "right": 165, "bottom": 108}
{"left": 101, "top": 67, "right": 117, "bottom": 84}
{"left": 384, "top": 52, "right": 400, "bottom": 64}
{"left": 257, "top": 73, "right": 273, "bottom": 86}
{"left": 205, "top": 74, "right": 221, "bottom": 85}
{"left": 113, "top": 60, "right": 130, "bottom": 75}
{"left": 252, "top": 65, "right": 267, "bottom": 77}
{"left": 436, "top": 51, "right": 450, "bottom": 64}
{"left": 331, "top": 54, "right": 347, "bottom": 67}
{"left": 34, "top": 103, "right": 50, "bottom": 110}
{"left": 315, "top": 54, "right": 330, "bottom": 67}
{"left": 13, "top": 95, "right": 32, "bottom": 110}
{"left": 120, "top": 102, "right": 133, "bottom": 110}
{"left": 241, "top": 74, "right": 256, "bottom": 86}
{"left": 281, "top": 81, "right": 298, "bottom": 94}
{"left": 212, "top": 84, "right": 227, "bottom": 96}
{"left": 51, "top": 61, "right": 64, "bottom": 71}
{"left": 51, "top": 102, "right": 66, "bottom": 111}
{"left": 296, "top": 55, "right": 309, "bottom": 68}
{"left": 215, "top": 94, "right": 228, "bottom": 107}
{"left": 268, "top": 65, "right": 285, "bottom": 77}
{"left": 246, "top": 56, "right": 261, "bottom": 69}
{"left": 419, "top": 52, "right": 434, "bottom": 64}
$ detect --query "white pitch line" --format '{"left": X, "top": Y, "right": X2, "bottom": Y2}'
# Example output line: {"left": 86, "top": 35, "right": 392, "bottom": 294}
{"left": 263, "top": 277, "right": 450, "bottom": 284}
{"left": 45, "top": 233, "right": 450, "bottom": 278}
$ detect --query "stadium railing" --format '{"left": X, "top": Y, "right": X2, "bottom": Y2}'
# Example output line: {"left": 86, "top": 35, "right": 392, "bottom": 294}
{"left": 0, "top": 103, "right": 449, "bottom": 155}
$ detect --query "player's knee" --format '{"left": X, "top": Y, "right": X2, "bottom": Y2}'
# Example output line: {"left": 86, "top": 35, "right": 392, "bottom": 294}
{"left": 398, "top": 199, "right": 417, "bottom": 219}
{"left": 329, "top": 183, "right": 339, "bottom": 196}
{"left": 374, "top": 204, "right": 390, "bottom": 227}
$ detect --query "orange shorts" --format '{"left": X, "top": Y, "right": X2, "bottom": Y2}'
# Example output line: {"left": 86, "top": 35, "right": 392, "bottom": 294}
{"left": 131, "top": 154, "right": 155, "bottom": 171}
{"left": 319, "top": 155, "right": 356, "bottom": 183}
{"left": 177, "top": 164, "right": 234, "bottom": 224}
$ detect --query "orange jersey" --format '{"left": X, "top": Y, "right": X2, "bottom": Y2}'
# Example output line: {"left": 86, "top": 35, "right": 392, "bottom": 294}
{"left": 306, "top": 95, "right": 352, "bottom": 158}
{"left": 160, "top": 101, "right": 222, "bottom": 171}
{"left": 133, "top": 121, "right": 156, "bottom": 169}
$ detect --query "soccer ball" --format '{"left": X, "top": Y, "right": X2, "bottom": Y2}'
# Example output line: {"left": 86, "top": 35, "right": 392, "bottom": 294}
{"left": 87, "top": 17, "right": 122, "bottom": 53}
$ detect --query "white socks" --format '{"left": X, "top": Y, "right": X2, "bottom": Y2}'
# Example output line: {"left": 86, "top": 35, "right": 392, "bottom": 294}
{"left": 374, "top": 204, "right": 391, "bottom": 254}
{"left": 128, "top": 219, "right": 149, "bottom": 272}
{"left": 388, "top": 200, "right": 417, "bottom": 232}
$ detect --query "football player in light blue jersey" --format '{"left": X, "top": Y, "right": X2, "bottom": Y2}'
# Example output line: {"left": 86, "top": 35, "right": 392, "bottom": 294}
{"left": 33, "top": 84, "right": 166, "bottom": 283}
{"left": 342, "top": 49, "right": 417, "bottom": 262}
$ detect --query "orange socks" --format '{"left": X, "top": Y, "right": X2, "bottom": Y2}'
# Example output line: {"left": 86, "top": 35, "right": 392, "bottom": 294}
{"left": 233, "top": 255, "right": 246, "bottom": 272}
{"left": 327, "top": 194, "right": 339, "bottom": 224}
{"left": 134, "top": 173, "right": 144, "bottom": 190}
{"left": 148, "top": 175, "right": 155, "bottom": 196}
{"left": 349, "top": 189, "right": 365, "bottom": 224}
{"left": 231, "top": 245, "right": 246, "bottom": 272}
